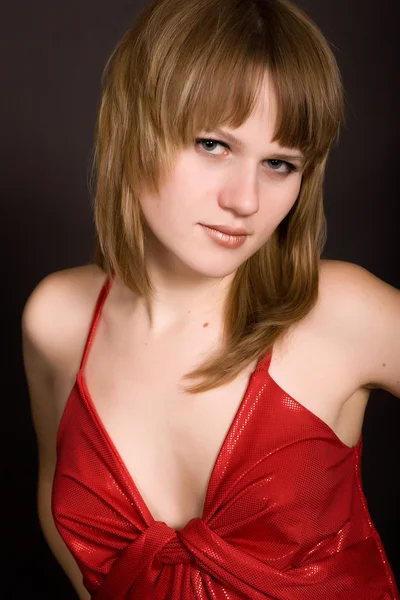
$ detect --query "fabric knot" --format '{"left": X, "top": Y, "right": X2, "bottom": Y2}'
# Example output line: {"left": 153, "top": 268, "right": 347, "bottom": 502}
{"left": 158, "top": 533, "right": 194, "bottom": 565}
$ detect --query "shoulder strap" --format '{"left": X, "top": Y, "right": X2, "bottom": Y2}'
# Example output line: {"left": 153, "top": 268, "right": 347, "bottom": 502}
{"left": 78, "top": 271, "right": 116, "bottom": 373}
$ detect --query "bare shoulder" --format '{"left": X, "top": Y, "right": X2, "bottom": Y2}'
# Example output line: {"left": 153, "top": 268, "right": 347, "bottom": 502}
{"left": 21, "top": 263, "right": 108, "bottom": 474}
{"left": 318, "top": 259, "right": 400, "bottom": 397}
{"left": 22, "top": 263, "right": 108, "bottom": 376}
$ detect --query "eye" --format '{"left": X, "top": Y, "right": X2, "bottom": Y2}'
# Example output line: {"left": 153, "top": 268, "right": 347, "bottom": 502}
{"left": 196, "top": 138, "right": 226, "bottom": 154}
{"left": 267, "top": 159, "right": 297, "bottom": 174}
{"left": 195, "top": 138, "right": 298, "bottom": 175}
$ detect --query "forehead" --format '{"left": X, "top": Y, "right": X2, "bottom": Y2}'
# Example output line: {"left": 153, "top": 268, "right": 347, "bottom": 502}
{"left": 201, "top": 72, "right": 278, "bottom": 135}
{"left": 200, "top": 75, "right": 303, "bottom": 159}
{"left": 251, "top": 73, "right": 278, "bottom": 118}
{"left": 221, "top": 71, "right": 278, "bottom": 130}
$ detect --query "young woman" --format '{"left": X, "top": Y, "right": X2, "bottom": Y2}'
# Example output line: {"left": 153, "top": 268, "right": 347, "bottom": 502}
{"left": 22, "top": 0, "right": 400, "bottom": 598}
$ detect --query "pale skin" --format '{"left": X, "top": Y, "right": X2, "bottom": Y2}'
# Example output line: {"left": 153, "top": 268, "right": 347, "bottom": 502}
{"left": 22, "top": 74, "right": 400, "bottom": 598}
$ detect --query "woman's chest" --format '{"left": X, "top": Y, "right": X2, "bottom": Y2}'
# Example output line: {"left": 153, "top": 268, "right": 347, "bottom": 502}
{"left": 82, "top": 349, "right": 258, "bottom": 529}
{"left": 71, "top": 332, "right": 366, "bottom": 530}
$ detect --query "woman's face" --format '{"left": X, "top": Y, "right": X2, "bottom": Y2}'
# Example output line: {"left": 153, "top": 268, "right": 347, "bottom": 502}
{"left": 139, "top": 74, "right": 304, "bottom": 281}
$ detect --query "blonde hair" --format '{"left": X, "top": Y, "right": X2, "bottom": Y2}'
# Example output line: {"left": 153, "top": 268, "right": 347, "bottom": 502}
{"left": 91, "top": 0, "right": 346, "bottom": 393}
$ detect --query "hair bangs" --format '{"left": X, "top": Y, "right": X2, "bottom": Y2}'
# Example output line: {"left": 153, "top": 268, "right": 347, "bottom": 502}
{"left": 141, "top": 0, "right": 344, "bottom": 177}
{"left": 149, "top": 13, "right": 268, "bottom": 154}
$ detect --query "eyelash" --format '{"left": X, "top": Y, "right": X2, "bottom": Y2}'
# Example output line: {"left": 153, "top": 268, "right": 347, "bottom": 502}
{"left": 195, "top": 137, "right": 299, "bottom": 176}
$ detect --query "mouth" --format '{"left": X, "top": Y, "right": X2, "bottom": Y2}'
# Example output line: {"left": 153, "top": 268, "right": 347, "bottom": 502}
{"left": 200, "top": 224, "right": 250, "bottom": 236}
{"left": 199, "top": 224, "right": 249, "bottom": 248}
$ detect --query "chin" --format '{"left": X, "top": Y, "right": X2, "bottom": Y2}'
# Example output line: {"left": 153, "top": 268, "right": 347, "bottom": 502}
{"left": 177, "top": 254, "right": 243, "bottom": 280}
{"left": 151, "top": 238, "right": 249, "bottom": 279}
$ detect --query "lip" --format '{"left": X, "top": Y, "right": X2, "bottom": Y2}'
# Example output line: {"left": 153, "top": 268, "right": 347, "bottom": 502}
{"left": 201, "top": 224, "right": 249, "bottom": 235}
{"left": 200, "top": 224, "right": 248, "bottom": 249}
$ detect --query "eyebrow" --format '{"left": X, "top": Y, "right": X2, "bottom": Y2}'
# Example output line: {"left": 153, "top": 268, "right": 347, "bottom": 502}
{"left": 210, "top": 127, "right": 305, "bottom": 166}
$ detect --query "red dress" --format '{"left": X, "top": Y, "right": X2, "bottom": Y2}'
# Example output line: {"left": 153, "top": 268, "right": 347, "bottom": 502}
{"left": 52, "top": 273, "right": 399, "bottom": 599}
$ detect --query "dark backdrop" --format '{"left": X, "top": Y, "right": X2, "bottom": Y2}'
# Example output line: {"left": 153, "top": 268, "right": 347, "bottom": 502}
{"left": 1, "top": 1, "right": 399, "bottom": 597}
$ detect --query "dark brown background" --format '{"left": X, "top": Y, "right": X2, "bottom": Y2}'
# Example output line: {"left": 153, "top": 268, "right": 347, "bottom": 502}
{"left": 1, "top": 0, "right": 399, "bottom": 596}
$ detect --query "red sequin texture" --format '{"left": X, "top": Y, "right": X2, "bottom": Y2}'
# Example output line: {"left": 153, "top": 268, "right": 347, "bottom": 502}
{"left": 52, "top": 275, "right": 399, "bottom": 599}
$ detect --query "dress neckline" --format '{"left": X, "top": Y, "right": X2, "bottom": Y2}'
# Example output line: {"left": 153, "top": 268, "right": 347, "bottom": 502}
{"left": 66, "top": 272, "right": 361, "bottom": 532}
{"left": 76, "top": 348, "right": 271, "bottom": 532}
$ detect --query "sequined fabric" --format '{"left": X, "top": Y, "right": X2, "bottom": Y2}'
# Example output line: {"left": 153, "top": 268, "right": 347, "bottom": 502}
{"left": 52, "top": 275, "right": 399, "bottom": 599}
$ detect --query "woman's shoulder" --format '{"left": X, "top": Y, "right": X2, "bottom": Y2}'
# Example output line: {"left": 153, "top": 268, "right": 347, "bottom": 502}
{"left": 316, "top": 258, "right": 400, "bottom": 395}
{"left": 21, "top": 263, "right": 108, "bottom": 376}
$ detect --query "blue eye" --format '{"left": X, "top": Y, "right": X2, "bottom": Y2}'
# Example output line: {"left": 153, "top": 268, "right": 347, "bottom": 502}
{"left": 197, "top": 139, "right": 222, "bottom": 153}
{"left": 267, "top": 159, "right": 297, "bottom": 174}
{"left": 195, "top": 138, "right": 228, "bottom": 155}
{"left": 195, "top": 138, "right": 298, "bottom": 176}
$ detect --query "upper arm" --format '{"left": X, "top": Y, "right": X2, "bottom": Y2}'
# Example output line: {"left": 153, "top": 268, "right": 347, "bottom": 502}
{"left": 22, "top": 272, "right": 65, "bottom": 473}
{"left": 21, "top": 267, "right": 101, "bottom": 600}
{"left": 22, "top": 264, "right": 106, "bottom": 469}
{"left": 320, "top": 260, "right": 400, "bottom": 399}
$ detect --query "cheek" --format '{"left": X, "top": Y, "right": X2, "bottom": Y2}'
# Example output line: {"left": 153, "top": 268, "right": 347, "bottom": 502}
{"left": 255, "top": 179, "right": 301, "bottom": 239}
{"left": 263, "top": 177, "right": 301, "bottom": 215}
{"left": 280, "top": 176, "right": 302, "bottom": 212}
{"left": 139, "top": 187, "right": 193, "bottom": 236}
{"left": 284, "top": 174, "right": 302, "bottom": 200}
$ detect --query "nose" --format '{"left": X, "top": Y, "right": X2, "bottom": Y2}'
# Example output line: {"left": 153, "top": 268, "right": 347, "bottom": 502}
{"left": 217, "top": 166, "right": 260, "bottom": 216}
